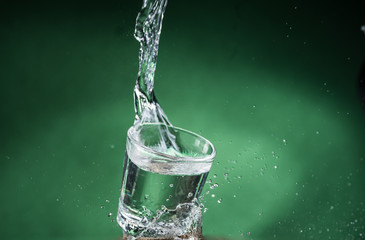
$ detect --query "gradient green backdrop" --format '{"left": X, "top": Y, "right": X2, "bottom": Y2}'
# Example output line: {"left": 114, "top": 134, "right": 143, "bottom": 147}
{"left": 1, "top": 0, "right": 365, "bottom": 239}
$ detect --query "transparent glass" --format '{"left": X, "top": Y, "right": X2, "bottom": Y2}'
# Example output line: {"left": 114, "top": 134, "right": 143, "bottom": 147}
{"left": 117, "top": 123, "right": 216, "bottom": 239}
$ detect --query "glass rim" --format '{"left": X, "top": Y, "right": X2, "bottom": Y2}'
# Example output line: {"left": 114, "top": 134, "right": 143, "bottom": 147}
{"left": 127, "top": 123, "right": 216, "bottom": 162}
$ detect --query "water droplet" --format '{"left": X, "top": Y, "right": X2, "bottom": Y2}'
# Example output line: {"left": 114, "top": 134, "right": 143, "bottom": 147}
{"left": 217, "top": 199, "right": 222, "bottom": 203}
{"left": 274, "top": 165, "right": 278, "bottom": 169}
{"left": 211, "top": 194, "right": 216, "bottom": 198}
{"left": 169, "top": 184, "right": 173, "bottom": 188}
{"left": 108, "top": 212, "right": 113, "bottom": 217}
{"left": 224, "top": 173, "right": 229, "bottom": 180}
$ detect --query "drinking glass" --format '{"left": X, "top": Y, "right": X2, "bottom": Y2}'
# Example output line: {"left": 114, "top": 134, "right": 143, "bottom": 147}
{"left": 117, "top": 123, "right": 216, "bottom": 239}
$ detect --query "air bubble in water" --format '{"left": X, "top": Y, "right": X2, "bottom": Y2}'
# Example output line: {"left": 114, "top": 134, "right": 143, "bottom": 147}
{"left": 108, "top": 212, "right": 113, "bottom": 217}
{"left": 101, "top": 205, "right": 105, "bottom": 209}
{"left": 217, "top": 199, "right": 222, "bottom": 203}
{"left": 105, "top": 199, "right": 110, "bottom": 203}
{"left": 274, "top": 165, "right": 278, "bottom": 169}
{"left": 213, "top": 174, "right": 217, "bottom": 178}
{"left": 211, "top": 194, "right": 216, "bottom": 198}
{"left": 316, "top": 131, "right": 320, "bottom": 134}
{"left": 169, "top": 184, "right": 173, "bottom": 187}
{"left": 141, "top": 216, "right": 148, "bottom": 224}
{"left": 233, "top": 194, "right": 237, "bottom": 198}
{"left": 188, "top": 192, "right": 193, "bottom": 198}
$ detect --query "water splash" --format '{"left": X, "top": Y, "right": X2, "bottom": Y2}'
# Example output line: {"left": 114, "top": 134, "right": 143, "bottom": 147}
{"left": 132, "top": 0, "right": 179, "bottom": 151}
{"left": 133, "top": 0, "right": 168, "bottom": 124}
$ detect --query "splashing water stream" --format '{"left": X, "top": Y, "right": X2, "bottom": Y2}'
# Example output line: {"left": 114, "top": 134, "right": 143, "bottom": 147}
{"left": 117, "top": 0, "right": 214, "bottom": 238}
{"left": 132, "top": 0, "right": 179, "bottom": 151}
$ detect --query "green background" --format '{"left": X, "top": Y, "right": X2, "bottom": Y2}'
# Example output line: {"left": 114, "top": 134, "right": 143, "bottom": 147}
{"left": 1, "top": 0, "right": 365, "bottom": 239}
